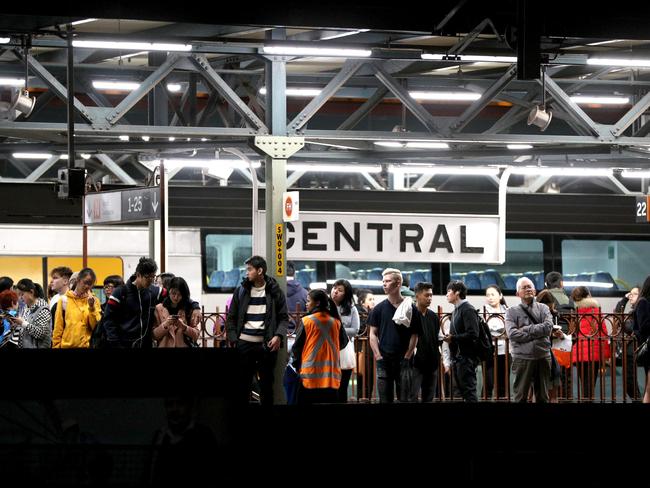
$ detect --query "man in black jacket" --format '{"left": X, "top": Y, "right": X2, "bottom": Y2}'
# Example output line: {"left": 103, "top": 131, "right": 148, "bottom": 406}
{"left": 226, "top": 256, "right": 289, "bottom": 406}
{"left": 412, "top": 282, "right": 441, "bottom": 402}
{"left": 103, "top": 257, "right": 166, "bottom": 348}
{"left": 443, "top": 280, "right": 479, "bottom": 402}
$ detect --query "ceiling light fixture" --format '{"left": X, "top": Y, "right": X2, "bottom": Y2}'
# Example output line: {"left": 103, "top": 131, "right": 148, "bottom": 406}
{"left": 92, "top": 80, "right": 140, "bottom": 91}
{"left": 570, "top": 96, "right": 630, "bottom": 105}
{"left": 73, "top": 40, "right": 192, "bottom": 51}
{"left": 0, "top": 38, "right": 10, "bottom": 44}
{"left": 141, "top": 158, "right": 262, "bottom": 171}
{"left": 528, "top": 65, "right": 552, "bottom": 131}
{"left": 621, "top": 170, "right": 650, "bottom": 178}
{"left": 389, "top": 165, "right": 499, "bottom": 176}
{"left": 119, "top": 135, "right": 129, "bottom": 141}
{"left": 70, "top": 18, "right": 98, "bottom": 26}
{"left": 262, "top": 45, "right": 372, "bottom": 57}
{"left": 587, "top": 57, "right": 650, "bottom": 68}
{"left": 12, "top": 152, "right": 53, "bottom": 159}
{"left": 259, "top": 87, "right": 323, "bottom": 97}
{"left": 507, "top": 144, "right": 534, "bottom": 150}
{"left": 405, "top": 142, "right": 450, "bottom": 149}
{"left": 0, "top": 78, "right": 25, "bottom": 87}
{"left": 409, "top": 91, "right": 481, "bottom": 101}
{"left": 320, "top": 29, "right": 370, "bottom": 41}
{"left": 421, "top": 53, "right": 517, "bottom": 63}
{"left": 511, "top": 167, "right": 611, "bottom": 177}
{"left": 373, "top": 141, "right": 403, "bottom": 148}
{"left": 287, "top": 163, "right": 382, "bottom": 173}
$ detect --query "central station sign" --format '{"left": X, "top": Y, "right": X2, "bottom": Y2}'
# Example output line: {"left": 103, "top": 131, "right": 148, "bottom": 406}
{"left": 255, "top": 211, "right": 503, "bottom": 264}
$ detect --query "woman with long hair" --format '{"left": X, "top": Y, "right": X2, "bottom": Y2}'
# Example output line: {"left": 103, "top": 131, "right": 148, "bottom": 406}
{"left": 484, "top": 285, "right": 508, "bottom": 399}
{"left": 571, "top": 285, "right": 610, "bottom": 399}
{"left": 153, "top": 277, "right": 201, "bottom": 347}
{"left": 52, "top": 268, "right": 102, "bottom": 348}
{"left": 634, "top": 276, "right": 650, "bottom": 403}
{"left": 291, "top": 289, "right": 348, "bottom": 404}
{"left": 14, "top": 279, "right": 51, "bottom": 348}
{"left": 330, "top": 279, "right": 359, "bottom": 402}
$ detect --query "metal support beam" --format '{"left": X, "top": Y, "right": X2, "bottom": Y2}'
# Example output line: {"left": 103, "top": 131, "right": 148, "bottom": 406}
{"left": 288, "top": 59, "right": 366, "bottom": 132}
{"left": 6, "top": 156, "right": 31, "bottom": 177}
{"left": 450, "top": 64, "right": 517, "bottom": 133}
{"left": 447, "top": 17, "right": 503, "bottom": 54}
{"left": 337, "top": 86, "right": 388, "bottom": 131}
{"left": 543, "top": 74, "right": 604, "bottom": 138}
{"left": 17, "top": 51, "right": 95, "bottom": 125}
{"left": 286, "top": 170, "right": 305, "bottom": 187}
{"left": 197, "top": 91, "right": 219, "bottom": 126}
{"left": 106, "top": 54, "right": 179, "bottom": 126}
{"left": 95, "top": 153, "right": 137, "bottom": 185}
{"left": 361, "top": 171, "right": 384, "bottom": 190}
{"left": 409, "top": 174, "right": 433, "bottom": 190}
{"left": 372, "top": 63, "right": 441, "bottom": 134}
{"left": 26, "top": 156, "right": 61, "bottom": 182}
{"left": 190, "top": 54, "right": 268, "bottom": 133}
{"left": 611, "top": 90, "right": 650, "bottom": 137}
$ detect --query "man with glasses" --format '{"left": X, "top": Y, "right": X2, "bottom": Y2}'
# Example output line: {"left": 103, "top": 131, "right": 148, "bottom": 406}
{"left": 103, "top": 258, "right": 167, "bottom": 348}
{"left": 505, "top": 277, "right": 554, "bottom": 403}
{"left": 101, "top": 275, "right": 125, "bottom": 313}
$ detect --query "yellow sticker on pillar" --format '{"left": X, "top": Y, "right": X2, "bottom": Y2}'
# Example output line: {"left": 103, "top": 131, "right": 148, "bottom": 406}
{"left": 275, "top": 223, "right": 285, "bottom": 276}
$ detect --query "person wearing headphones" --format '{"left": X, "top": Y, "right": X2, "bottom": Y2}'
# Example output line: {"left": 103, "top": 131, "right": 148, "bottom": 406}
{"left": 103, "top": 257, "right": 167, "bottom": 348}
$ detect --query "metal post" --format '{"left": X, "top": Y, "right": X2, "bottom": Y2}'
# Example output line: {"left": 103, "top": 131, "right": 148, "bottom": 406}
{"left": 160, "top": 159, "right": 166, "bottom": 272}
{"left": 66, "top": 25, "right": 74, "bottom": 170}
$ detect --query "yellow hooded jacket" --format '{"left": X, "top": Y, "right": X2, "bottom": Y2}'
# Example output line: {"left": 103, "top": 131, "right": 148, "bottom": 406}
{"left": 52, "top": 290, "right": 102, "bottom": 348}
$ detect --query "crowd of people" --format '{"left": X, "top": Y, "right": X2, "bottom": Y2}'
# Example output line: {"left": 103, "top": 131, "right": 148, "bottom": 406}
{"left": 1, "top": 255, "right": 649, "bottom": 406}
{"left": 0, "top": 257, "right": 201, "bottom": 351}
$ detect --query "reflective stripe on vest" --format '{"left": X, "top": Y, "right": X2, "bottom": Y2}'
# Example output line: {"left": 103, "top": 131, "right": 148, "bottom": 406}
{"left": 300, "top": 312, "right": 342, "bottom": 389}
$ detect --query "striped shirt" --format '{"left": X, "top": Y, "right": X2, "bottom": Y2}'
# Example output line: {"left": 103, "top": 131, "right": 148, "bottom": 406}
{"left": 240, "top": 285, "right": 267, "bottom": 343}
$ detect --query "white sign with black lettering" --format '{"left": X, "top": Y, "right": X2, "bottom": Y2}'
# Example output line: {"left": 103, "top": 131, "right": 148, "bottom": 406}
{"left": 255, "top": 211, "right": 502, "bottom": 263}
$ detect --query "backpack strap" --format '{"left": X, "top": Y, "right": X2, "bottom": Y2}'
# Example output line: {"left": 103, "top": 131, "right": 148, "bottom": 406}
{"left": 60, "top": 295, "right": 67, "bottom": 320}
{"left": 519, "top": 303, "right": 540, "bottom": 325}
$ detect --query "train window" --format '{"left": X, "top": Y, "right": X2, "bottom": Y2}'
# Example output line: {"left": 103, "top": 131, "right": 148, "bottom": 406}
{"left": 204, "top": 233, "right": 252, "bottom": 290}
{"left": 561, "top": 239, "right": 650, "bottom": 294}
{"left": 450, "top": 238, "right": 544, "bottom": 292}
{"left": 329, "top": 261, "right": 433, "bottom": 293}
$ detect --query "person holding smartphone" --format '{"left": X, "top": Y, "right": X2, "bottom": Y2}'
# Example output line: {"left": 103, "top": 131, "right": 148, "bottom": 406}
{"left": 52, "top": 268, "right": 102, "bottom": 348}
{"left": 153, "top": 277, "right": 201, "bottom": 348}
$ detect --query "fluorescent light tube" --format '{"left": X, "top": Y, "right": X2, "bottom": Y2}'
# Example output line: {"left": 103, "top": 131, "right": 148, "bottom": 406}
{"left": 320, "top": 29, "right": 370, "bottom": 41}
{"left": 141, "top": 136, "right": 150, "bottom": 142}
{"left": 587, "top": 57, "right": 650, "bottom": 68}
{"left": 12, "top": 153, "right": 53, "bottom": 159}
{"left": 71, "top": 18, "right": 98, "bottom": 26}
{"left": 60, "top": 154, "right": 91, "bottom": 160}
{"left": 73, "top": 40, "right": 192, "bottom": 51}
{"left": 259, "top": 87, "right": 322, "bottom": 97}
{"left": 0, "top": 78, "right": 25, "bottom": 87}
{"left": 389, "top": 165, "right": 499, "bottom": 176}
{"left": 262, "top": 46, "right": 372, "bottom": 57}
{"left": 93, "top": 80, "right": 140, "bottom": 91}
{"left": 507, "top": 144, "right": 533, "bottom": 150}
{"left": 409, "top": 91, "right": 481, "bottom": 101}
{"left": 119, "top": 135, "right": 130, "bottom": 141}
{"left": 168, "top": 137, "right": 175, "bottom": 142}
{"left": 0, "top": 38, "right": 10, "bottom": 44}
{"left": 287, "top": 163, "right": 382, "bottom": 173}
{"left": 570, "top": 96, "right": 629, "bottom": 105}
{"left": 621, "top": 170, "right": 650, "bottom": 178}
{"left": 405, "top": 142, "right": 450, "bottom": 149}
{"left": 511, "top": 167, "right": 611, "bottom": 177}
{"left": 373, "top": 141, "right": 403, "bottom": 148}
{"left": 421, "top": 53, "right": 516, "bottom": 63}
{"left": 143, "top": 158, "right": 262, "bottom": 170}
{"left": 167, "top": 83, "right": 182, "bottom": 92}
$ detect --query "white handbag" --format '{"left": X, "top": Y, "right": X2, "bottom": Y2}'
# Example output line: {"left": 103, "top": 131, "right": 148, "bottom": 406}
{"left": 339, "top": 337, "right": 356, "bottom": 370}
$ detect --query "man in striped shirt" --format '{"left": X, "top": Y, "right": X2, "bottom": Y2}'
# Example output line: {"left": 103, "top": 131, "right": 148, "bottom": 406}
{"left": 226, "top": 256, "right": 289, "bottom": 406}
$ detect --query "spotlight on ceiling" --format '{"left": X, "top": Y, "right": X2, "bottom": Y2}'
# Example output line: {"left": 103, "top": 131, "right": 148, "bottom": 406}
{"left": 527, "top": 105, "right": 552, "bottom": 131}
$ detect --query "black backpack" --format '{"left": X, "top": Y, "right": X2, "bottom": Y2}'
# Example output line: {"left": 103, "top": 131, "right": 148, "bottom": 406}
{"left": 475, "top": 311, "right": 495, "bottom": 362}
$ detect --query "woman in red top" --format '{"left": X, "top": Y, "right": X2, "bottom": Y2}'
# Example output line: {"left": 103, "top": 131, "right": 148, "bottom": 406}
{"left": 571, "top": 286, "right": 610, "bottom": 399}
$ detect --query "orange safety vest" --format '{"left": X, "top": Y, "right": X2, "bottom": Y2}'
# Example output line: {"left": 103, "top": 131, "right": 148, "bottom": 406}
{"left": 299, "top": 311, "right": 342, "bottom": 389}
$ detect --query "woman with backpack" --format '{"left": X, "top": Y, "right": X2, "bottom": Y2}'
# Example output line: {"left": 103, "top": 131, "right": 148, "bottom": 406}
{"left": 52, "top": 268, "right": 102, "bottom": 348}
{"left": 152, "top": 277, "right": 201, "bottom": 348}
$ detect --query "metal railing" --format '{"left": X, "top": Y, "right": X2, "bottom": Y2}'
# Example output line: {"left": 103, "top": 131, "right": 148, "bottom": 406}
{"left": 198, "top": 307, "right": 643, "bottom": 403}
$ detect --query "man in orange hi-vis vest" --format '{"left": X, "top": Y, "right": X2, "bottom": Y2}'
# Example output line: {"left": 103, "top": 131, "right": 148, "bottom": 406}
{"left": 291, "top": 289, "right": 349, "bottom": 404}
